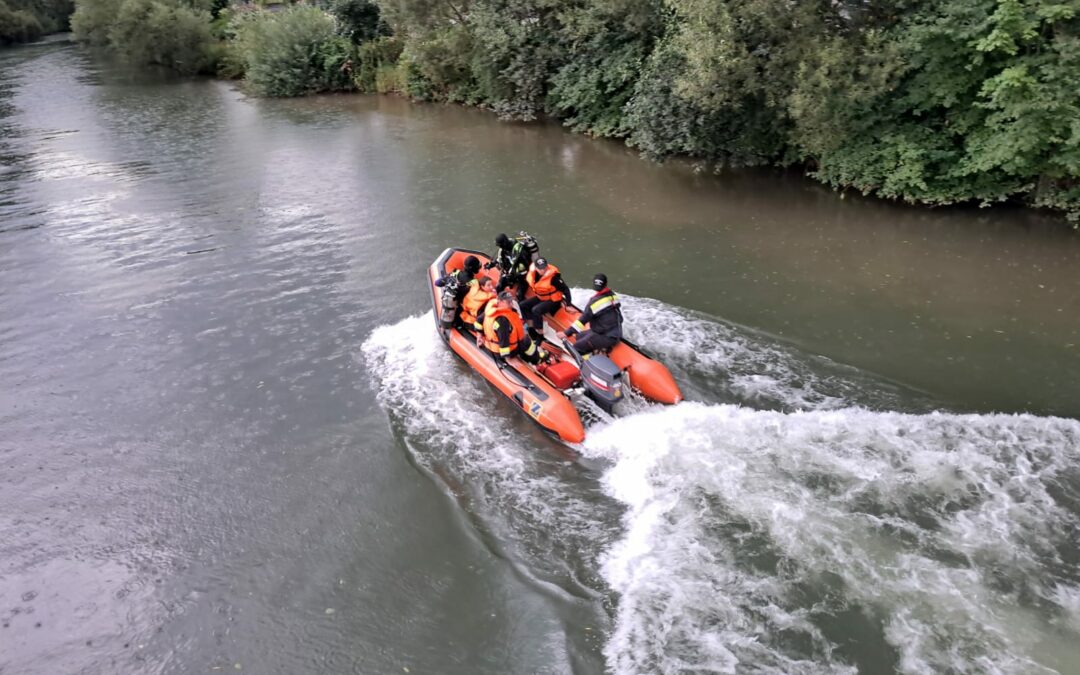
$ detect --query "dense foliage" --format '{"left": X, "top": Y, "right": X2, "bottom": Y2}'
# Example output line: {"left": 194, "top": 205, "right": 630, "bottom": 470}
{"left": 0, "top": 0, "right": 72, "bottom": 44}
{"left": 65, "top": 0, "right": 1080, "bottom": 219}
{"left": 375, "top": 0, "right": 1080, "bottom": 219}
{"left": 231, "top": 6, "right": 354, "bottom": 96}
{"left": 71, "top": 0, "right": 216, "bottom": 73}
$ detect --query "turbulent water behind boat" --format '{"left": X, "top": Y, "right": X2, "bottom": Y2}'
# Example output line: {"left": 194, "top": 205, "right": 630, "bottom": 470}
{"left": 363, "top": 292, "right": 1080, "bottom": 674}
{"left": 4, "top": 39, "right": 1080, "bottom": 675}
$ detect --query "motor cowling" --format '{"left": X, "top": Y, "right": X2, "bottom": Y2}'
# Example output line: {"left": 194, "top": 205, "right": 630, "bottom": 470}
{"left": 580, "top": 354, "right": 625, "bottom": 413}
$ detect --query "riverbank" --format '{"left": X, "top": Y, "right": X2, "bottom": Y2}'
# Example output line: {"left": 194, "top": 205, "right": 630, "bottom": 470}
{"left": 61, "top": 0, "right": 1079, "bottom": 224}
{"left": 0, "top": 0, "right": 71, "bottom": 45}
{"left": 3, "top": 41, "right": 1080, "bottom": 673}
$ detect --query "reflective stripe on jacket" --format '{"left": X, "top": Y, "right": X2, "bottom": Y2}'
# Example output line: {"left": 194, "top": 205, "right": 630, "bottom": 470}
{"left": 483, "top": 303, "right": 524, "bottom": 356}
{"left": 571, "top": 288, "right": 622, "bottom": 338}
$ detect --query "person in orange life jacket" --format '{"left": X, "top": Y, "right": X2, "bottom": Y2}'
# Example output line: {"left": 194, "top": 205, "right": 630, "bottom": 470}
{"left": 460, "top": 275, "right": 497, "bottom": 331}
{"left": 481, "top": 292, "right": 546, "bottom": 365}
{"left": 562, "top": 273, "right": 623, "bottom": 356}
{"left": 519, "top": 257, "right": 571, "bottom": 340}
{"left": 434, "top": 255, "right": 481, "bottom": 325}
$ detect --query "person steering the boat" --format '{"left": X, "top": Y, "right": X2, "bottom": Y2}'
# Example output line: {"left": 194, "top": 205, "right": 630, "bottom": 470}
{"left": 562, "top": 273, "right": 622, "bottom": 356}
{"left": 486, "top": 233, "right": 533, "bottom": 299}
{"left": 520, "top": 257, "right": 571, "bottom": 341}
{"left": 481, "top": 292, "right": 547, "bottom": 365}
{"left": 460, "top": 275, "right": 497, "bottom": 331}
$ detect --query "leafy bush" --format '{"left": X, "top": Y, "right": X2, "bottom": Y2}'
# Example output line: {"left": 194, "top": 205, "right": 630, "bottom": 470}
{"left": 370, "top": 0, "right": 1079, "bottom": 220}
{"left": 330, "top": 0, "right": 387, "bottom": 44}
{"left": 354, "top": 35, "right": 402, "bottom": 92}
{"left": 547, "top": 0, "right": 662, "bottom": 137}
{"left": 0, "top": 0, "right": 43, "bottom": 44}
{"left": 233, "top": 6, "right": 356, "bottom": 97}
{"left": 73, "top": 0, "right": 216, "bottom": 74}
{"left": 70, "top": 0, "right": 119, "bottom": 46}
{"left": 106, "top": 0, "right": 215, "bottom": 74}
{"left": 1, "top": 0, "right": 72, "bottom": 42}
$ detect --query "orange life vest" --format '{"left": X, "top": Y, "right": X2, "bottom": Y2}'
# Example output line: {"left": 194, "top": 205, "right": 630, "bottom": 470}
{"left": 483, "top": 303, "right": 524, "bottom": 355}
{"left": 461, "top": 284, "right": 496, "bottom": 327}
{"left": 527, "top": 263, "right": 563, "bottom": 302}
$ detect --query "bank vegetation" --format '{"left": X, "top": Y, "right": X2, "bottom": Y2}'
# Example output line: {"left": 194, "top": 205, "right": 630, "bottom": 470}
{"left": 62, "top": 0, "right": 1080, "bottom": 221}
{"left": 1, "top": 0, "right": 72, "bottom": 44}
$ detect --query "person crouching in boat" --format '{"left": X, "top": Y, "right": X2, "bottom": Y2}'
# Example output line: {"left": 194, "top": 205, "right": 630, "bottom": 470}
{"left": 480, "top": 292, "right": 547, "bottom": 364}
{"left": 561, "top": 273, "right": 622, "bottom": 356}
{"left": 434, "top": 255, "right": 481, "bottom": 327}
{"left": 520, "top": 257, "right": 571, "bottom": 342}
{"left": 460, "top": 275, "right": 497, "bottom": 331}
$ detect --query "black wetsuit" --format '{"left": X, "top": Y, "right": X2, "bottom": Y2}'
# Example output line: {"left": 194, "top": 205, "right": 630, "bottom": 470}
{"left": 435, "top": 269, "right": 476, "bottom": 302}
{"left": 490, "top": 241, "right": 531, "bottom": 299}
{"left": 435, "top": 269, "right": 476, "bottom": 326}
{"left": 520, "top": 271, "right": 571, "bottom": 333}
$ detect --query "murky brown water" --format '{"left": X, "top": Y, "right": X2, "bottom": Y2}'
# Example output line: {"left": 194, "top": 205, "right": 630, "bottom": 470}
{"left": 2, "top": 38, "right": 1079, "bottom": 675}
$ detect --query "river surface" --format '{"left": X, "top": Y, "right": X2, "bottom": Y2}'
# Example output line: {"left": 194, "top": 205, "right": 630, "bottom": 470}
{"left": 2, "top": 38, "right": 1080, "bottom": 675}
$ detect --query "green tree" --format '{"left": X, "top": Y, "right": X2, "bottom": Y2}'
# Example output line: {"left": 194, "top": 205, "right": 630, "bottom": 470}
{"left": 799, "top": 0, "right": 1080, "bottom": 217}
{"left": 106, "top": 0, "right": 215, "bottom": 74}
{"left": 331, "top": 0, "right": 388, "bottom": 44}
{"left": 233, "top": 6, "right": 355, "bottom": 97}
{"left": 547, "top": 0, "right": 663, "bottom": 136}
{"left": 0, "top": 0, "right": 43, "bottom": 44}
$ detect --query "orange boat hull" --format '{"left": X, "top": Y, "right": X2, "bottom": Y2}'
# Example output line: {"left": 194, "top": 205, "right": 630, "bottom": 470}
{"left": 543, "top": 305, "right": 683, "bottom": 405}
{"left": 428, "top": 247, "right": 682, "bottom": 443}
{"left": 429, "top": 248, "right": 585, "bottom": 444}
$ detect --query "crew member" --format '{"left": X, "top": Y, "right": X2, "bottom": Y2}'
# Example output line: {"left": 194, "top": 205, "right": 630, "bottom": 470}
{"left": 564, "top": 273, "right": 622, "bottom": 356}
{"left": 486, "top": 233, "right": 532, "bottom": 299}
{"left": 460, "top": 275, "right": 497, "bottom": 331}
{"left": 435, "top": 255, "right": 481, "bottom": 302}
{"left": 481, "top": 292, "right": 546, "bottom": 364}
{"left": 520, "top": 257, "right": 571, "bottom": 340}
{"left": 434, "top": 255, "right": 481, "bottom": 326}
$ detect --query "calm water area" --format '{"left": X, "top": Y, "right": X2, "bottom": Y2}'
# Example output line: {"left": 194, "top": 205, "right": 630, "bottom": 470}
{"left": 2, "top": 38, "right": 1080, "bottom": 674}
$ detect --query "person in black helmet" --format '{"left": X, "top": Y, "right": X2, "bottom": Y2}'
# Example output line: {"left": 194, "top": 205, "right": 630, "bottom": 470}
{"left": 486, "top": 233, "right": 531, "bottom": 299}
{"left": 562, "top": 273, "right": 622, "bottom": 356}
{"left": 435, "top": 255, "right": 481, "bottom": 325}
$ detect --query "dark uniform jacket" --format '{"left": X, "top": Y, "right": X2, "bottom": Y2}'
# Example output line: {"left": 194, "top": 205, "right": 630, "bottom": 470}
{"left": 570, "top": 288, "right": 622, "bottom": 338}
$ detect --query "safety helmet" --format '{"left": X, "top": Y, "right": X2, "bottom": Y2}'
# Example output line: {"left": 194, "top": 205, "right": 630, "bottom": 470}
{"left": 464, "top": 256, "right": 480, "bottom": 274}
{"left": 593, "top": 273, "right": 607, "bottom": 291}
{"left": 534, "top": 257, "right": 548, "bottom": 269}
{"left": 495, "top": 233, "right": 510, "bottom": 249}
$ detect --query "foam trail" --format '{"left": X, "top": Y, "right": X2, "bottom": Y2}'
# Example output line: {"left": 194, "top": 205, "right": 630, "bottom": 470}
{"left": 363, "top": 304, "right": 1078, "bottom": 674}
{"left": 578, "top": 290, "right": 926, "bottom": 412}
{"left": 361, "top": 314, "right": 619, "bottom": 595}
{"left": 582, "top": 404, "right": 1080, "bottom": 674}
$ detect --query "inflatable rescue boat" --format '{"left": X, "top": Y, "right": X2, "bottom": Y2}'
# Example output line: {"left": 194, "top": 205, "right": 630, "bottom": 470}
{"left": 429, "top": 248, "right": 682, "bottom": 444}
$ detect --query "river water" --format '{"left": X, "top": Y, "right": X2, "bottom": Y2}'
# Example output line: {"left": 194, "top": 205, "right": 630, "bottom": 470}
{"left": 2, "top": 38, "right": 1080, "bottom": 674}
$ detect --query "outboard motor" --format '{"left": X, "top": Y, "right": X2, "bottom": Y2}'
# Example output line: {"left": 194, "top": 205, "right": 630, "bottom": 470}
{"left": 439, "top": 276, "right": 460, "bottom": 328}
{"left": 581, "top": 354, "right": 625, "bottom": 413}
{"left": 562, "top": 339, "right": 624, "bottom": 413}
